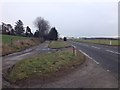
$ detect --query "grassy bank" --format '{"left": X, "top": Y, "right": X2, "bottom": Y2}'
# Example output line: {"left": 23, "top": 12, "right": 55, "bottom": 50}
{"left": 73, "top": 39, "right": 120, "bottom": 46}
{"left": 2, "top": 35, "right": 28, "bottom": 44}
{"left": 6, "top": 48, "right": 85, "bottom": 83}
{"left": 49, "top": 40, "right": 71, "bottom": 49}
{"left": 2, "top": 35, "right": 43, "bottom": 56}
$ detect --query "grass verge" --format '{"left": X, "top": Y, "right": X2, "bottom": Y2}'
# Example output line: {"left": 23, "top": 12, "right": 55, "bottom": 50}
{"left": 49, "top": 40, "right": 71, "bottom": 49}
{"left": 6, "top": 48, "right": 85, "bottom": 83}
{"left": 73, "top": 39, "right": 120, "bottom": 46}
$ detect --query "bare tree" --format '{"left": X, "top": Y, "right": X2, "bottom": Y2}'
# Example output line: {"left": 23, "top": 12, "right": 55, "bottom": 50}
{"left": 34, "top": 17, "right": 50, "bottom": 39}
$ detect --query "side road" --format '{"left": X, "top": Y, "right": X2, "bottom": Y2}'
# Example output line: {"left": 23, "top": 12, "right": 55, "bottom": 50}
{"left": 2, "top": 41, "right": 52, "bottom": 87}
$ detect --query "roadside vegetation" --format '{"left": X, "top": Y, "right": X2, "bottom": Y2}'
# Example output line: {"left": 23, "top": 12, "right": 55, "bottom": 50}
{"left": 49, "top": 40, "right": 71, "bottom": 49}
{"left": 6, "top": 47, "right": 85, "bottom": 83}
{"left": 2, "top": 35, "right": 42, "bottom": 56}
{"left": 73, "top": 39, "right": 120, "bottom": 46}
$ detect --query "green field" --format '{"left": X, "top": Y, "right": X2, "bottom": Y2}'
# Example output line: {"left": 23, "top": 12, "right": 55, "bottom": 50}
{"left": 7, "top": 48, "right": 85, "bottom": 83}
{"left": 49, "top": 40, "right": 71, "bottom": 49}
{"left": 2, "top": 35, "right": 40, "bottom": 56}
{"left": 73, "top": 39, "right": 120, "bottom": 46}
{"left": 2, "top": 35, "right": 28, "bottom": 44}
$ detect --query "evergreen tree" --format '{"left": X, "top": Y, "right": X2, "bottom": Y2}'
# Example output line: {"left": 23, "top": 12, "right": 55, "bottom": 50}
{"left": 49, "top": 27, "right": 58, "bottom": 40}
{"left": 14, "top": 20, "right": 24, "bottom": 36}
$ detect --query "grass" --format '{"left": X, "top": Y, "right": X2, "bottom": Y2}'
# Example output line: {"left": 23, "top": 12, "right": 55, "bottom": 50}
{"left": 73, "top": 39, "right": 120, "bottom": 46}
{"left": 2, "top": 35, "right": 42, "bottom": 56}
{"left": 2, "top": 35, "right": 28, "bottom": 44}
{"left": 6, "top": 48, "right": 85, "bottom": 83}
{"left": 49, "top": 40, "right": 71, "bottom": 49}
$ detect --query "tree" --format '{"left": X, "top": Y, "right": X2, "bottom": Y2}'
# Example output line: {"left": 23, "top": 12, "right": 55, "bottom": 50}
{"left": 10, "top": 29, "right": 15, "bottom": 35}
{"left": 14, "top": 20, "right": 24, "bottom": 36}
{"left": 25, "top": 26, "right": 33, "bottom": 37}
{"left": 63, "top": 37, "right": 67, "bottom": 41}
{"left": 2, "top": 23, "right": 13, "bottom": 35}
{"left": 34, "top": 30, "right": 39, "bottom": 38}
{"left": 48, "top": 27, "right": 58, "bottom": 40}
{"left": 34, "top": 17, "right": 50, "bottom": 39}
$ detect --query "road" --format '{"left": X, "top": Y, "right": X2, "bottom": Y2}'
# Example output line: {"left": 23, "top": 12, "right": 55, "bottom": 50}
{"left": 70, "top": 41, "right": 119, "bottom": 78}
{"left": 2, "top": 41, "right": 118, "bottom": 88}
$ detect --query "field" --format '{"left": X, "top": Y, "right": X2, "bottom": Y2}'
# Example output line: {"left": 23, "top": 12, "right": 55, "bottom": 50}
{"left": 2, "top": 35, "right": 41, "bottom": 56}
{"left": 6, "top": 47, "right": 85, "bottom": 83}
{"left": 49, "top": 40, "right": 71, "bottom": 49}
{"left": 73, "top": 39, "right": 120, "bottom": 46}
{"left": 2, "top": 35, "right": 27, "bottom": 44}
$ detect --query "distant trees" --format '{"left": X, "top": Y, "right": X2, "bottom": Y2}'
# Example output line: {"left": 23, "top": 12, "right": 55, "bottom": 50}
{"left": 1, "top": 17, "right": 60, "bottom": 41}
{"left": 34, "top": 17, "right": 50, "bottom": 39}
{"left": 48, "top": 27, "right": 58, "bottom": 40}
{"left": 14, "top": 20, "right": 24, "bottom": 36}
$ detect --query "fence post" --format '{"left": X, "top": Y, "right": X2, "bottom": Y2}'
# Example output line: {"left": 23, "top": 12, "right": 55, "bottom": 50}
{"left": 72, "top": 46, "right": 76, "bottom": 56}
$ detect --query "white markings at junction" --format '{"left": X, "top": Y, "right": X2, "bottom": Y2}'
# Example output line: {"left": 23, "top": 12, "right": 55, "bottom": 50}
{"left": 91, "top": 46, "right": 100, "bottom": 50}
{"left": 105, "top": 50, "right": 120, "bottom": 55}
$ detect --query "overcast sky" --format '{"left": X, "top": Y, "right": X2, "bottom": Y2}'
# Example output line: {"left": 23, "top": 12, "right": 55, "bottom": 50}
{"left": 1, "top": 0, "right": 119, "bottom": 37}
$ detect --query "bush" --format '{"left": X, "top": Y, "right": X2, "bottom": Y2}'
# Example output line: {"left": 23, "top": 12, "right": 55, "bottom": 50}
{"left": 63, "top": 37, "right": 67, "bottom": 41}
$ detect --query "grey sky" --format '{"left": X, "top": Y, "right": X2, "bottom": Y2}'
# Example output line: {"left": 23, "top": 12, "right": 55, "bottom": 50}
{"left": 1, "top": 0, "right": 118, "bottom": 37}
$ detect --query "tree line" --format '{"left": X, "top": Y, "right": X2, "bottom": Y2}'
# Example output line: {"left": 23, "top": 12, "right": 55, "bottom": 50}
{"left": 2, "top": 17, "right": 58, "bottom": 41}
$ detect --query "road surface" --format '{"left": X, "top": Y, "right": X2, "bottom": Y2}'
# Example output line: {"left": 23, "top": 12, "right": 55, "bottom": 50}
{"left": 70, "top": 41, "right": 119, "bottom": 78}
{"left": 2, "top": 41, "right": 118, "bottom": 88}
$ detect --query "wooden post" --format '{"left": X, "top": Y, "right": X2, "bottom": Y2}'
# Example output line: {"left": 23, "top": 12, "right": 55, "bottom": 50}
{"left": 73, "top": 46, "right": 75, "bottom": 55}
{"left": 73, "top": 46, "right": 76, "bottom": 56}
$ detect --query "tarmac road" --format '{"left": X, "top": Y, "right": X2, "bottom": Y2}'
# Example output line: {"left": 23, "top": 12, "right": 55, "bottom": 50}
{"left": 70, "top": 41, "right": 119, "bottom": 78}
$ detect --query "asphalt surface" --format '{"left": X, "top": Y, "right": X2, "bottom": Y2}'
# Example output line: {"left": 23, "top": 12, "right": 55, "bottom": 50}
{"left": 70, "top": 41, "right": 119, "bottom": 78}
{"left": 2, "top": 41, "right": 118, "bottom": 88}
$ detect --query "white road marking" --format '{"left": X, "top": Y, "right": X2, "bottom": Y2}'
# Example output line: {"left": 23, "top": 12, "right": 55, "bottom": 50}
{"left": 72, "top": 45, "right": 99, "bottom": 65}
{"left": 91, "top": 46, "right": 100, "bottom": 49}
{"left": 106, "top": 50, "right": 120, "bottom": 55}
{"left": 79, "top": 49, "right": 99, "bottom": 65}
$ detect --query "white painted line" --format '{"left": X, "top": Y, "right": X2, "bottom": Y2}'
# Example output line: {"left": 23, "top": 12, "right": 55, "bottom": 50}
{"left": 71, "top": 45, "right": 76, "bottom": 48}
{"left": 91, "top": 46, "right": 100, "bottom": 49}
{"left": 79, "top": 49, "right": 99, "bottom": 65}
{"left": 106, "top": 50, "right": 120, "bottom": 55}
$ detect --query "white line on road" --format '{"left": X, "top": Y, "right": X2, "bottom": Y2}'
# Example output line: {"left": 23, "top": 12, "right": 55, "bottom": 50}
{"left": 91, "top": 46, "right": 100, "bottom": 50}
{"left": 72, "top": 45, "right": 99, "bottom": 65}
{"left": 79, "top": 49, "right": 99, "bottom": 65}
{"left": 106, "top": 50, "right": 120, "bottom": 55}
